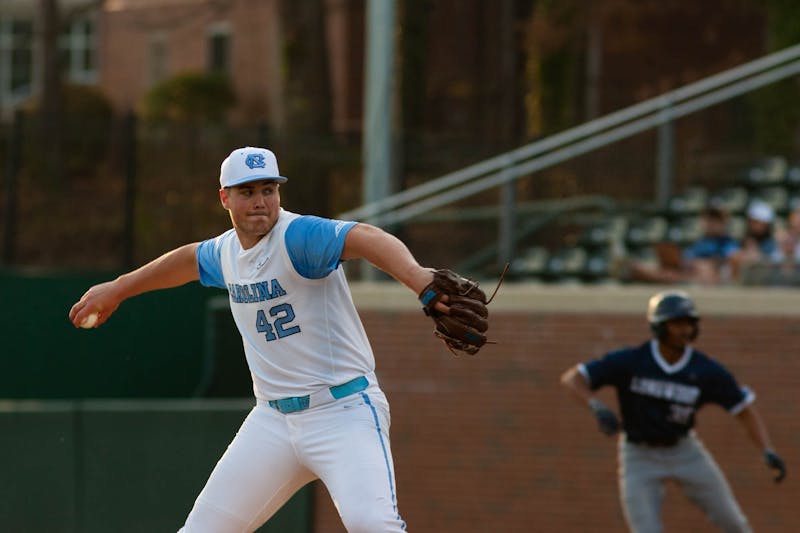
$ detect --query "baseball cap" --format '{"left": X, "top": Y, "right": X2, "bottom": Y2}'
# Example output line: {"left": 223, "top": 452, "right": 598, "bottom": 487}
{"left": 747, "top": 200, "right": 774, "bottom": 223}
{"left": 220, "top": 147, "right": 287, "bottom": 188}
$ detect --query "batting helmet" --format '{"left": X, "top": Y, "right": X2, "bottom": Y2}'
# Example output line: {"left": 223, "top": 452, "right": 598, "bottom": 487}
{"left": 647, "top": 290, "right": 700, "bottom": 339}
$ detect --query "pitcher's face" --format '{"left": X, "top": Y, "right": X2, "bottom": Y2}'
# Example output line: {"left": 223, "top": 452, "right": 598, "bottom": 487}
{"left": 220, "top": 180, "right": 281, "bottom": 249}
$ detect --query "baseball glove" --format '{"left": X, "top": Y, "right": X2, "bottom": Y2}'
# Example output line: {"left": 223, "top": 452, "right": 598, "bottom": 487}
{"left": 589, "top": 398, "right": 620, "bottom": 436}
{"left": 764, "top": 449, "right": 787, "bottom": 483}
{"left": 418, "top": 269, "right": 493, "bottom": 356}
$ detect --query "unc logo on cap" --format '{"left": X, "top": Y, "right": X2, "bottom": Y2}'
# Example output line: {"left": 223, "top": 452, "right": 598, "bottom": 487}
{"left": 245, "top": 153, "right": 267, "bottom": 170}
{"left": 219, "top": 147, "right": 288, "bottom": 188}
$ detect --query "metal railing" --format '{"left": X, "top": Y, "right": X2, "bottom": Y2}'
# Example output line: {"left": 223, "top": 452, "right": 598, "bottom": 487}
{"left": 339, "top": 43, "right": 800, "bottom": 268}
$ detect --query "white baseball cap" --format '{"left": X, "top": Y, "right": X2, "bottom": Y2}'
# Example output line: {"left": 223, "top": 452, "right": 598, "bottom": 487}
{"left": 747, "top": 200, "right": 774, "bottom": 223}
{"left": 219, "top": 147, "right": 287, "bottom": 188}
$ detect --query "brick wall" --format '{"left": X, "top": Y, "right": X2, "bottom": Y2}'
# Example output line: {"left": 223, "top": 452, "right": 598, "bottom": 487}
{"left": 310, "top": 284, "right": 800, "bottom": 533}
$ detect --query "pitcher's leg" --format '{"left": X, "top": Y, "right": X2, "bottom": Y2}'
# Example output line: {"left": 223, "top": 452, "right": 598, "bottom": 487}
{"left": 179, "top": 403, "right": 315, "bottom": 533}
{"left": 674, "top": 436, "right": 751, "bottom": 533}
{"left": 303, "top": 391, "right": 406, "bottom": 533}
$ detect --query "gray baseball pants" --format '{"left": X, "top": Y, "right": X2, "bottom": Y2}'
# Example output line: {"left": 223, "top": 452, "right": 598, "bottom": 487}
{"left": 618, "top": 432, "right": 751, "bottom": 533}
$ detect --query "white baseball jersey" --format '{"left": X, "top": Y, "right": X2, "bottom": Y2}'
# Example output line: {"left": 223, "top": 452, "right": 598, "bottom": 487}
{"left": 196, "top": 209, "right": 374, "bottom": 400}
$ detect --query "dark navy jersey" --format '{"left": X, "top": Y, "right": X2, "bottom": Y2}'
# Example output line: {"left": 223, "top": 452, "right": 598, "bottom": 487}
{"left": 579, "top": 340, "right": 753, "bottom": 445}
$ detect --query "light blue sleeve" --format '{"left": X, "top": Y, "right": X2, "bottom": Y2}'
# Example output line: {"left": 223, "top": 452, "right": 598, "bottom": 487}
{"left": 285, "top": 216, "right": 358, "bottom": 279}
{"left": 196, "top": 231, "right": 231, "bottom": 289}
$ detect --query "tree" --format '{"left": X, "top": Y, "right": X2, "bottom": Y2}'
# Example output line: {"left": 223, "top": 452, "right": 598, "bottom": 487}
{"left": 139, "top": 72, "right": 236, "bottom": 125}
{"left": 36, "top": 0, "right": 104, "bottom": 184}
{"left": 38, "top": 0, "right": 63, "bottom": 184}
{"left": 750, "top": 0, "right": 800, "bottom": 153}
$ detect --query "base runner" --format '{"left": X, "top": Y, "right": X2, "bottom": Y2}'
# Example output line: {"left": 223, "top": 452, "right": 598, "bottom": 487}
{"left": 560, "top": 290, "right": 786, "bottom": 533}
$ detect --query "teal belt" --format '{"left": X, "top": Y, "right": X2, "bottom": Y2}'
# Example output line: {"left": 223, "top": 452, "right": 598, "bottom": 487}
{"left": 268, "top": 376, "right": 369, "bottom": 414}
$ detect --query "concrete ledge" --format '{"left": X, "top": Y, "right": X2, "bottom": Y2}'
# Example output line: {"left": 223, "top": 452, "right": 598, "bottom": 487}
{"left": 349, "top": 281, "right": 800, "bottom": 316}
{"left": 0, "top": 399, "right": 255, "bottom": 413}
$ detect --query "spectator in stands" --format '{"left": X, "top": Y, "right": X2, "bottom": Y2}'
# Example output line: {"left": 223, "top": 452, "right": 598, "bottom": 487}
{"left": 625, "top": 202, "right": 740, "bottom": 285}
{"left": 771, "top": 206, "right": 800, "bottom": 283}
{"left": 729, "top": 200, "right": 782, "bottom": 281}
{"left": 776, "top": 207, "right": 800, "bottom": 262}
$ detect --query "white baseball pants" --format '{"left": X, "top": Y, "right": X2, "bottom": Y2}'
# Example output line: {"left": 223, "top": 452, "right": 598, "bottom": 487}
{"left": 178, "top": 383, "right": 406, "bottom": 533}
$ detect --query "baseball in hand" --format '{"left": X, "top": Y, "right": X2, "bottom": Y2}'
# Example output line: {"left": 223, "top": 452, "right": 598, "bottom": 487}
{"left": 80, "top": 312, "right": 99, "bottom": 329}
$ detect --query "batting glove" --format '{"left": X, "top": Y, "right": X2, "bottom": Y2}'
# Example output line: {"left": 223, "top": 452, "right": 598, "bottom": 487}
{"left": 764, "top": 449, "right": 786, "bottom": 483}
{"left": 589, "top": 398, "right": 620, "bottom": 436}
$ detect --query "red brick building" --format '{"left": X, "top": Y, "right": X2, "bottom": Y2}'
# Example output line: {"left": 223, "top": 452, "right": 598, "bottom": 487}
{"left": 1, "top": 0, "right": 366, "bottom": 131}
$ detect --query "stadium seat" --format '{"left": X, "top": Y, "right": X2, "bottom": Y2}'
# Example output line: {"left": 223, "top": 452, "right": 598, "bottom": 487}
{"left": 625, "top": 216, "right": 668, "bottom": 248}
{"left": 710, "top": 186, "right": 748, "bottom": 215}
{"left": 579, "top": 215, "right": 628, "bottom": 249}
{"left": 582, "top": 248, "right": 612, "bottom": 282}
{"left": 788, "top": 193, "right": 800, "bottom": 213}
{"left": 786, "top": 163, "right": 800, "bottom": 189}
{"left": 626, "top": 245, "right": 659, "bottom": 268}
{"left": 667, "top": 187, "right": 707, "bottom": 216}
{"left": 750, "top": 185, "right": 789, "bottom": 215}
{"left": 741, "top": 156, "right": 788, "bottom": 187}
{"left": 543, "top": 246, "right": 588, "bottom": 281}
{"left": 666, "top": 215, "right": 703, "bottom": 246}
{"left": 579, "top": 225, "right": 610, "bottom": 249}
{"left": 727, "top": 215, "right": 746, "bottom": 240}
{"left": 509, "top": 246, "right": 549, "bottom": 279}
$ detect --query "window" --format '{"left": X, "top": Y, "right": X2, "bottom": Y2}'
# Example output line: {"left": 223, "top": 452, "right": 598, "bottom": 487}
{"left": 207, "top": 24, "right": 230, "bottom": 74}
{"left": 59, "top": 17, "right": 97, "bottom": 84}
{"left": 148, "top": 32, "right": 167, "bottom": 85}
{"left": 0, "top": 18, "right": 34, "bottom": 103}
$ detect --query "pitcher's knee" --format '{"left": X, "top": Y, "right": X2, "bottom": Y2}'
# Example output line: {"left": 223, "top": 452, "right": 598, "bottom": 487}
{"left": 180, "top": 498, "right": 250, "bottom": 533}
{"left": 340, "top": 506, "right": 405, "bottom": 533}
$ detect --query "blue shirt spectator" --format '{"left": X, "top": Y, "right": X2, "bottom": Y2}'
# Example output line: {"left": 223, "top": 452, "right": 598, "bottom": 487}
{"left": 627, "top": 205, "right": 740, "bottom": 285}
{"left": 683, "top": 235, "right": 740, "bottom": 261}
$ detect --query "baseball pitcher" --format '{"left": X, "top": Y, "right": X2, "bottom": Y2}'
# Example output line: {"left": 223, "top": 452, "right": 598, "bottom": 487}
{"left": 69, "top": 147, "right": 492, "bottom": 532}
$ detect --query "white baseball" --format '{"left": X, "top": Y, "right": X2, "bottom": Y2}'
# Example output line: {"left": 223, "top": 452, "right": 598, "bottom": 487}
{"left": 80, "top": 312, "right": 99, "bottom": 329}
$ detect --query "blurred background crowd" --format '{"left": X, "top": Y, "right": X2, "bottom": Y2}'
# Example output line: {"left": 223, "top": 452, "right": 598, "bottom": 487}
{"left": 1, "top": 0, "right": 799, "bottom": 286}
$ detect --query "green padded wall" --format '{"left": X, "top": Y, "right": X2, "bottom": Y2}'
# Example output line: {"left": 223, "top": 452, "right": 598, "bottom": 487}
{"left": 0, "top": 400, "right": 311, "bottom": 533}
{"left": 0, "top": 269, "right": 226, "bottom": 398}
{"left": 0, "top": 272, "right": 311, "bottom": 531}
